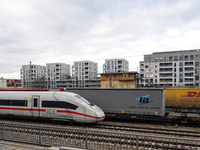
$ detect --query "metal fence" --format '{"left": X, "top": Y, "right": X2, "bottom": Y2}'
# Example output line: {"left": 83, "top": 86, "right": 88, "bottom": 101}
{"left": 0, "top": 121, "right": 200, "bottom": 150}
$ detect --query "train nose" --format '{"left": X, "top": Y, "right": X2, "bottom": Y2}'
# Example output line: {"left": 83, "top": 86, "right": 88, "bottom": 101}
{"left": 95, "top": 110, "right": 105, "bottom": 122}
{"left": 85, "top": 105, "right": 105, "bottom": 123}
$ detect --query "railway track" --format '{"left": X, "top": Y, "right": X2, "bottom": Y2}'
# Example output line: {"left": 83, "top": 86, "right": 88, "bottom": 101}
{"left": 92, "top": 123, "right": 200, "bottom": 138}
{"left": 0, "top": 118, "right": 199, "bottom": 139}
{"left": 1, "top": 122, "right": 200, "bottom": 150}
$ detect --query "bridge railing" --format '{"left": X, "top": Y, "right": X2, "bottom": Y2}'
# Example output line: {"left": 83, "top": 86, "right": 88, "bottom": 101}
{"left": 0, "top": 122, "right": 199, "bottom": 150}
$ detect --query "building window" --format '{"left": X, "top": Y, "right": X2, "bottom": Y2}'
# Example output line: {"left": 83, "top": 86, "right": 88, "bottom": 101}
{"left": 128, "top": 74, "right": 130, "bottom": 77}
{"left": 124, "top": 74, "right": 126, "bottom": 77}
{"left": 195, "top": 55, "right": 199, "bottom": 60}
{"left": 179, "top": 68, "right": 183, "bottom": 72}
{"left": 106, "top": 85, "right": 109, "bottom": 88}
{"left": 106, "top": 75, "right": 108, "bottom": 78}
{"left": 145, "top": 58, "right": 148, "bottom": 63}
{"left": 195, "top": 68, "right": 199, "bottom": 73}
{"left": 190, "top": 55, "right": 194, "bottom": 60}
{"left": 114, "top": 84, "right": 117, "bottom": 88}
{"left": 195, "top": 62, "right": 199, "bottom": 67}
{"left": 169, "top": 56, "right": 173, "bottom": 61}
{"left": 159, "top": 57, "right": 163, "bottom": 62}
{"left": 179, "top": 78, "right": 183, "bottom": 82}
{"left": 179, "top": 73, "right": 183, "bottom": 77}
{"left": 179, "top": 62, "right": 183, "bottom": 66}
{"left": 174, "top": 56, "right": 178, "bottom": 61}
{"left": 164, "top": 57, "right": 168, "bottom": 61}
{"left": 107, "top": 61, "right": 110, "bottom": 65}
{"left": 179, "top": 56, "right": 183, "bottom": 61}
{"left": 114, "top": 75, "right": 116, "bottom": 77}
{"left": 150, "top": 57, "right": 153, "bottom": 62}
{"left": 121, "top": 84, "right": 124, "bottom": 88}
{"left": 127, "top": 84, "right": 130, "bottom": 88}
{"left": 185, "top": 56, "right": 188, "bottom": 61}
{"left": 196, "top": 76, "right": 199, "bottom": 81}
{"left": 155, "top": 58, "right": 158, "bottom": 62}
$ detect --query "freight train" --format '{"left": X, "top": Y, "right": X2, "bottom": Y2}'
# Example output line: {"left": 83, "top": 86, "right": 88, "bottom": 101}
{"left": 0, "top": 91, "right": 105, "bottom": 123}
{"left": 165, "top": 88, "right": 200, "bottom": 122}
{"left": 66, "top": 88, "right": 200, "bottom": 123}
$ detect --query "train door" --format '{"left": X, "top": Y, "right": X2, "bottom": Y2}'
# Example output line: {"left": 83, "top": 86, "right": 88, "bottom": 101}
{"left": 32, "top": 96, "right": 40, "bottom": 118}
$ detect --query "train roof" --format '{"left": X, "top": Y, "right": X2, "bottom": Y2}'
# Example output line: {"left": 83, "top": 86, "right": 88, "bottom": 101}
{"left": 0, "top": 91, "right": 77, "bottom": 96}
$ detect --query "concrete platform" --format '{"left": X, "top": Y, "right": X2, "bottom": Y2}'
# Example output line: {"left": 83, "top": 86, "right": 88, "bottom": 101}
{"left": 0, "top": 141, "right": 50, "bottom": 150}
{"left": 0, "top": 141, "right": 85, "bottom": 150}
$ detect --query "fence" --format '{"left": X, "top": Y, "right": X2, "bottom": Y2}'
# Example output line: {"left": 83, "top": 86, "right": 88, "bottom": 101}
{"left": 0, "top": 121, "right": 200, "bottom": 150}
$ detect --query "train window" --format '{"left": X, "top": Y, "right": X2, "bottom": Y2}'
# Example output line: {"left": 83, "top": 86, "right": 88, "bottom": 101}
{"left": 34, "top": 98, "right": 38, "bottom": 107}
{"left": 0, "top": 100, "right": 28, "bottom": 107}
{"left": 75, "top": 95, "right": 91, "bottom": 105}
{"left": 42, "top": 101, "right": 78, "bottom": 110}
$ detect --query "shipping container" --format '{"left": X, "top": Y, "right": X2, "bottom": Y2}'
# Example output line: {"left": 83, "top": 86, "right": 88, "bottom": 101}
{"left": 66, "top": 88, "right": 165, "bottom": 117}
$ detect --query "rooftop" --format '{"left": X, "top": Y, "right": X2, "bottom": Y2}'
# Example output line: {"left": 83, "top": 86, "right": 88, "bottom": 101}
{"left": 101, "top": 71, "right": 138, "bottom": 75}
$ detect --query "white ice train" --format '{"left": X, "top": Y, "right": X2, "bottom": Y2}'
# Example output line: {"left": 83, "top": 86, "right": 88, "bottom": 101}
{"left": 0, "top": 91, "right": 105, "bottom": 123}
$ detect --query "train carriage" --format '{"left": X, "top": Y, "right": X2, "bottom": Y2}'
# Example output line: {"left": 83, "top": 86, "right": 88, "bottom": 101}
{"left": 0, "top": 91, "right": 105, "bottom": 123}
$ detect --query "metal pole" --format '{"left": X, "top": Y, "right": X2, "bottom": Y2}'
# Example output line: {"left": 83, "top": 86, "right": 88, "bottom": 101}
{"left": 85, "top": 131, "right": 88, "bottom": 149}
{"left": 39, "top": 126, "right": 41, "bottom": 145}
{"left": 136, "top": 135, "right": 138, "bottom": 150}
{"left": 30, "top": 61, "right": 32, "bottom": 88}
{"left": 1, "top": 124, "right": 3, "bottom": 141}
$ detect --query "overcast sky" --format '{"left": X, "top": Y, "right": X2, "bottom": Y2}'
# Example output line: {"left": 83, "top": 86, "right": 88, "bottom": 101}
{"left": 0, "top": 0, "right": 200, "bottom": 79}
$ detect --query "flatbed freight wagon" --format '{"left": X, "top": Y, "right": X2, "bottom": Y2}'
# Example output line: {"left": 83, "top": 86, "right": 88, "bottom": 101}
{"left": 66, "top": 88, "right": 165, "bottom": 118}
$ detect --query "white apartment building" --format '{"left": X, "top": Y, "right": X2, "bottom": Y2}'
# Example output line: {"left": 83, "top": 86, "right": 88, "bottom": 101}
{"left": 46, "top": 63, "right": 70, "bottom": 89}
{"left": 103, "top": 59, "right": 129, "bottom": 73}
{"left": 72, "top": 61, "right": 98, "bottom": 87}
{"left": 139, "top": 49, "right": 200, "bottom": 87}
{"left": 20, "top": 64, "right": 46, "bottom": 87}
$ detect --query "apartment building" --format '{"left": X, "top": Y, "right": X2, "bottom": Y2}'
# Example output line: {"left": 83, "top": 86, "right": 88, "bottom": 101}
{"left": 46, "top": 63, "right": 70, "bottom": 89}
{"left": 139, "top": 49, "right": 200, "bottom": 87}
{"left": 20, "top": 64, "right": 46, "bottom": 87}
{"left": 72, "top": 61, "right": 98, "bottom": 88}
{"left": 103, "top": 59, "right": 129, "bottom": 73}
{"left": 0, "top": 77, "right": 22, "bottom": 88}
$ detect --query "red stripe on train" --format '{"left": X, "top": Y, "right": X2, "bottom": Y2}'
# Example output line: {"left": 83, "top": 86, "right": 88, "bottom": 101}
{"left": 0, "top": 107, "right": 46, "bottom": 112}
{"left": 57, "top": 110, "right": 105, "bottom": 119}
{"left": 0, "top": 107, "right": 105, "bottom": 119}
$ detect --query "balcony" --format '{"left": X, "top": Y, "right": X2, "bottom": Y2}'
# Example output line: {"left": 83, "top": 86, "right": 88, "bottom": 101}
{"left": 185, "top": 79, "right": 193, "bottom": 82}
{"left": 185, "top": 68, "right": 193, "bottom": 72}
{"left": 185, "top": 73, "right": 193, "bottom": 77}
{"left": 159, "top": 79, "right": 173, "bottom": 82}
{"left": 159, "top": 74, "right": 173, "bottom": 78}
{"left": 185, "top": 62, "right": 193, "bottom": 66}
{"left": 159, "top": 63, "right": 173, "bottom": 67}
{"left": 159, "top": 68, "right": 173, "bottom": 72}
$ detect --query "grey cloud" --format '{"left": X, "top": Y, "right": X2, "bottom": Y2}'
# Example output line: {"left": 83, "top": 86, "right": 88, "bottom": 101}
{"left": 0, "top": 0, "right": 200, "bottom": 78}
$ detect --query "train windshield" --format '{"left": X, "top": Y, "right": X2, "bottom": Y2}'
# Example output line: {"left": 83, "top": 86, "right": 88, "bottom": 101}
{"left": 75, "top": 95, "right": 91, "bottom": 105}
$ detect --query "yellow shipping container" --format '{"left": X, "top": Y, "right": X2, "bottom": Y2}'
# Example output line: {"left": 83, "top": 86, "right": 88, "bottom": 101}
{"left": 166, "top": 88, "right": 200, "bottom": 108}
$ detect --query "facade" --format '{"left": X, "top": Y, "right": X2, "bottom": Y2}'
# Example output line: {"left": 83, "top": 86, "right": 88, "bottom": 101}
{"left": 56, "top": 78, "right": 101, "bottom": 88}
{"left": 46, "top": 63, "right": 71, "bottom": 89}
{"left": 20, "top": 64, "right": 46, "bottom": 87}
{"left": 0, "top": 77, "right": 21, "bottom": 88}
{"left": 101, "top": 72, "right": 138, "bottom": 88}
{"left": 72, "top": 61, "right": 98, "bottom": 88}
{"left": 103, "top": 59, "right": 129, "bottom": 73}
{"left": 139, "top": 49, "right": 200, "bottom": 87}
